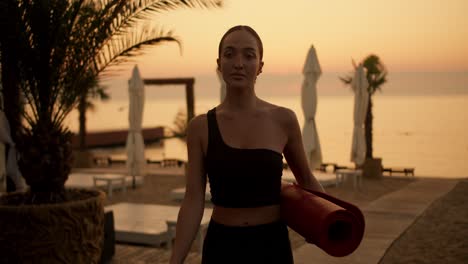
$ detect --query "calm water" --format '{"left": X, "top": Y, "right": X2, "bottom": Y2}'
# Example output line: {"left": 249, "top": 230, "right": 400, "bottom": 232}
{"left": 1, "top": 74, "right": 466, "bottom": 180}
{"left": 65, "top": 94, "right": 468, "bottom": 178}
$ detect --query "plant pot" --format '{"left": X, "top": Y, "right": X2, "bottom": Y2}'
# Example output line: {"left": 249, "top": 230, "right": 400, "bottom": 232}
{"left": 0, "top": 189, "right": 105, "bottom": 263}
{"left": 363, "top": 158, "right": 383, "bottom": 179}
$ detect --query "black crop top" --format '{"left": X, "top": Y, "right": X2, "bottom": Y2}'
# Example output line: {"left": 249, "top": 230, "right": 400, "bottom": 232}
{"left": 205, "top": 107, "right": 284, "bottom": 208}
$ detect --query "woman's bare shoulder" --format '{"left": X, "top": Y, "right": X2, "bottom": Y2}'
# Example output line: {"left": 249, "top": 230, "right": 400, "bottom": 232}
{"left": 188, "top": 113, "right": 208, "bottom": 135}
{"left": 263, "top": 103, "right": 297, "bottom": 125}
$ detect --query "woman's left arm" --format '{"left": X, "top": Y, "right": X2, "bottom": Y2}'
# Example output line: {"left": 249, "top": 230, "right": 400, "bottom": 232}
{"left": 281, "top": 108, "right": 325, "bottom": 193}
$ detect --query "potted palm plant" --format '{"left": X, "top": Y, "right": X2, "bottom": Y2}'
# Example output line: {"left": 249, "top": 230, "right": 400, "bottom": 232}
{"left": 0, "top": 0, "right": 222, "bottom": 262}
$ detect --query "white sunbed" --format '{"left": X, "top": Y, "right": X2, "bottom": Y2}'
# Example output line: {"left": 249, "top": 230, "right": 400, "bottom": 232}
{"left": 66, "top": 173, "right": 144, "bottom": 197}
{"left": 104, "top": 203, "right": 213, "bottom": 249}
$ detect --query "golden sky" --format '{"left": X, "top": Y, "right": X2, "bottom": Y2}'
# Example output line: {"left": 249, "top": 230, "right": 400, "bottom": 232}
{"left": 114, "top": 0, "right": 468, "bottom": 77}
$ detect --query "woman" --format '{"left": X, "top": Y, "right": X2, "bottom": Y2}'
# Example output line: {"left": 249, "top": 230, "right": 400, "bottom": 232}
{"left": 169, "top": 25, "right": 324, "bottom": 264}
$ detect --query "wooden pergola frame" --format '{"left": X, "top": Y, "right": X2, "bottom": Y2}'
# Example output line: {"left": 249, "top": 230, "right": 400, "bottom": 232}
{"left": 143, "top": 78, "right": 195, "bottom": 124}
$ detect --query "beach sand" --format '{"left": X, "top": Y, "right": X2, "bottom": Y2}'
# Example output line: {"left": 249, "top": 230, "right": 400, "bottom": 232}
{"left": 106, "top": 170, "right": 415, "bottom": 263}
{"left": 380, "top": 179, "right": 468, "bottom": 264}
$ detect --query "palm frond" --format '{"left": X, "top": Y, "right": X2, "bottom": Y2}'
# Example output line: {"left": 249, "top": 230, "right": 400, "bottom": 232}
{"left": 113, "top": 0, "right": 222, "bottom": 35}
{"left": 340, "top": 54, "right": 388, "bottom": 95}
{"left": 87, "top": 0, "right": 220, "bottom": 69}
{"left": 362, "top": 54, "right": 388, "bottom": 94}
{"left": 95, "top": 26, "right": 180, "bottom": 74}
{"left": 339, "top": 76, "right": 353, "bottom": 85}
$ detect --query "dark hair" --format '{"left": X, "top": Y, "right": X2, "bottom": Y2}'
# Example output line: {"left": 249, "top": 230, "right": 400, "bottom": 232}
{"left": 218, "top": 25, "right": 263, "bottom": 61}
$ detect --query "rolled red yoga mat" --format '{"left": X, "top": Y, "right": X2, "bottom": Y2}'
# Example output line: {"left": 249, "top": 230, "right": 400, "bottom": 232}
{"left": 280, "top": 184, "right": 365, "bottom": 257}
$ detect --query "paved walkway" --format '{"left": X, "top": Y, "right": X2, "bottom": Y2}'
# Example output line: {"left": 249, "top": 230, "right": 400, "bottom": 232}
{"left": 293, "top": 178, "right": 458, "bottom": 264}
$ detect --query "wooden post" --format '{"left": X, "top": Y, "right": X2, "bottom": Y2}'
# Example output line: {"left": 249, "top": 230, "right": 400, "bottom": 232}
{"left": 186, "top": 79, "right": 195, "bottom": 124}
{"left": 143, "top": 77, "right": 196, "bottom": 126}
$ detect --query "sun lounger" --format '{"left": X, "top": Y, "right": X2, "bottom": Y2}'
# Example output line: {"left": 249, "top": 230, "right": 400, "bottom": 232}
{"left": 109, "top": 159, "right": 126, "bottom": 165}
{"left": 382, "top": 167, "right": 415, "bottom": 177}
{"left": 146, "top": 159, "right": 186, "bottom": 168}
{"left": 162, "top": 159, "right": 185, "bottom": 168}
{"left": 93, "top": 158, "right": 126, "bottom": 166}
{"left": 335, "top": 169, "right": 363, "bottom": 190}
{"left": 315, "top": 163, "right": 352, "bottom": 173}
{"left": 333, "top": 164, "right": 353, "bottom": 172}
{"left": 147, "top": 159, "right": 163, "bottom": 167}
{"left": 317, "top": 163, "right": 337, "bottom": 172}
{"left": 94, "top": 156, "right": 112, "bottom": 166}
{"left": 66, "top": 173, "right": 144, "bottom": 195}
{"left": 93, "top": 174, "right": 127, "bottom": 197}
{"left": 104, "top": 203, "right": 212, "bottom": 248}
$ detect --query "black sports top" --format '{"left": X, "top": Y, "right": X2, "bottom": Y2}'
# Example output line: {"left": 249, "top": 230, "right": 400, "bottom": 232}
{"left": 205, "top": 107, "right": 283, "bottom": 208}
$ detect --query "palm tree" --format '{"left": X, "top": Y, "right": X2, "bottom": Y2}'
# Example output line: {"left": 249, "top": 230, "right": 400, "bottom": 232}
{"left": 77, "top": 72, "right": 110, "bottom": 151}
{"left": 340, "top": 54, "right": 388, "bottom": 159}
{"left": 0, "top": 0, "right": 222, "bottom": 201}
{"left": 171, "top": 108, "right": 188, "bottom": 142}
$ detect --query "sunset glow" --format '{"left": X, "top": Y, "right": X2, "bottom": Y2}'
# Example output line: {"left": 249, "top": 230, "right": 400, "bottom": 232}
{"left": 112, "top": 0, "right": 468, "bottom": 78}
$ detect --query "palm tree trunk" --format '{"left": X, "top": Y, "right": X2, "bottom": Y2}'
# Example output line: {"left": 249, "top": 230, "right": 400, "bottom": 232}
{"left": 365, "top": 96, "right": 373, "bottom": 159}
{"left": 78, "top": 93, "right": 87, "bottom": 151}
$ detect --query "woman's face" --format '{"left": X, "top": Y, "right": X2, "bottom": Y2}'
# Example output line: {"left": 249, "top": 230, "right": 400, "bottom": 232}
{"left": 217, "top": 30, "right": 264, "bottom": 89}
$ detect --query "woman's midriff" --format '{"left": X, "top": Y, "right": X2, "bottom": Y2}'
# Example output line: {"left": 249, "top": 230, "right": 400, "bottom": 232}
{"left": 211, "top": 204, "right": 281, "bottom": 226}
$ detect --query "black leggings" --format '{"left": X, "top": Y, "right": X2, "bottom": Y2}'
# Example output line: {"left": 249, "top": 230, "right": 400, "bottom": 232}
{"left": 201, "top": 219, "right": 294, "bottom": 264}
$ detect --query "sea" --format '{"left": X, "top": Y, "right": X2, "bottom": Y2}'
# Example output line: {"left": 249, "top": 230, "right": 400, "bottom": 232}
{"left": 64, "top": 72, "right": 468, "bottom": 178}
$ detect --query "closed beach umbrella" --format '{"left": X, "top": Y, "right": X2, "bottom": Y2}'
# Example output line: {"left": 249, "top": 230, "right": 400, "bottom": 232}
{"left": 217, "top": 68, "right": 226, "bottom": 102}
{"left": 350, "top": 65, "right": 369, "bottom": 165}
{"left": 126, "top": 65, "right": 146, "bottom": 188}
{"left": 301, "top": 45, "right": 323, "bottom": 170}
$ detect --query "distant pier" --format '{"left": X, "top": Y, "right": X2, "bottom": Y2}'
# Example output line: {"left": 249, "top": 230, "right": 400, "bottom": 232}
{"left": 72, "top": 127, "right": 165, "bottom": 148}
